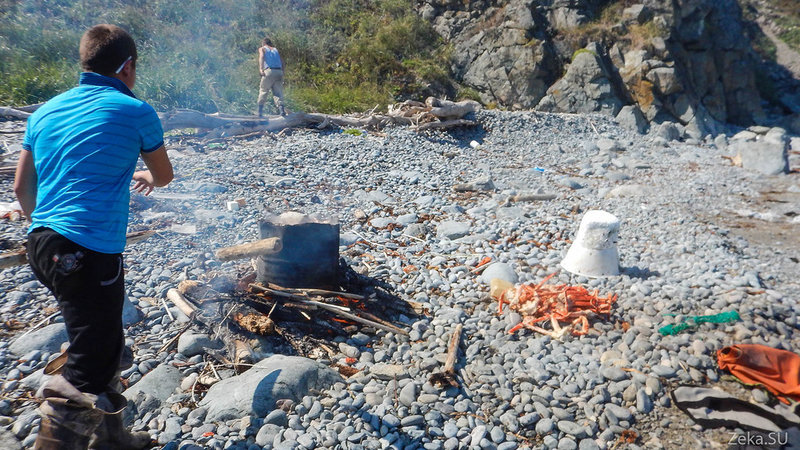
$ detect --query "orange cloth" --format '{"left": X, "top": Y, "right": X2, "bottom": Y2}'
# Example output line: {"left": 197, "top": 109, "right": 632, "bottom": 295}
{"left": 717, "top": 344, "right": 800, "bottom": 404}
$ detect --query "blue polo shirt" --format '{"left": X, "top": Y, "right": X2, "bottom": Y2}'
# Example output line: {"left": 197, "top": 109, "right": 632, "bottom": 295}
{"left": 22, "top": 72, "right": 164, "bottom": 254}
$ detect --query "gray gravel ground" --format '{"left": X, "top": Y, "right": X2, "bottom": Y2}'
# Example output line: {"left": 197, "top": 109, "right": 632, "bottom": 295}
{"left": 0, "top": 110, "right": 799, "bottom": 449}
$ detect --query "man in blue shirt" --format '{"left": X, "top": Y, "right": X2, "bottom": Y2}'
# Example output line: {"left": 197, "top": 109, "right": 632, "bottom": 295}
{"left": 14, "top": 24, "right": 173, "bottom": 449}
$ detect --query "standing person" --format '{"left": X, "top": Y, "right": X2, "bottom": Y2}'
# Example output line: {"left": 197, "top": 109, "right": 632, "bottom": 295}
{"left": 13, "top": 24, "right": 173, "bottom": 449}
{"left": 257, "top": 36, "right": 286, "bottom": 117}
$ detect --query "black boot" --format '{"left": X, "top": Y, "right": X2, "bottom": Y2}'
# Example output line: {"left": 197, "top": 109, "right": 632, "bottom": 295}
{"left": 257, "top": 104, "right": 264, "bottom": 118}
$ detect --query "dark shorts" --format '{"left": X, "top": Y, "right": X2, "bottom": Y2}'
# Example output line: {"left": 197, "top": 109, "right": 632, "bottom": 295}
{"left": 27, "top": 227, "right": 124, "bottom": 394}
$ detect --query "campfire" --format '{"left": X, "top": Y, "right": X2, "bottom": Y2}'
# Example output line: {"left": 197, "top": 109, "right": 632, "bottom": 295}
{"left": 167, "top": 265, "right": 419, "bottom": 373}
{"left": 164, "top": 212, "right": 421, "bottom": 376}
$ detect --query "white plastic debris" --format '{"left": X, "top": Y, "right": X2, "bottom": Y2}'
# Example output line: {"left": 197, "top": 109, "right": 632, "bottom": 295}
{"left": 561, "top": 210, "right": 620, "bottom": 277}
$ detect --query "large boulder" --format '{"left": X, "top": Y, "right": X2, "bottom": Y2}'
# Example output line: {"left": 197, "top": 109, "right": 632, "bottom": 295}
{"left": 537, "top": 43, "right": 624, "bottom": 115}
{"left": 622, "top": 4, "right": 652, "bottom": 24}
{"left": 616, "top": 105, "right": 649, "bottom": 134}
{"left": 646, "top": 67, "right": 682, "bottom": 96}
{"left": 637, "top": 0, "right": 763, "bottom": 125}
{"left": 9, "top": 323, "right": 67, "bottom": 357}
{"left": 123, "top": 364, "right": 183, "bottom": 403}
{"left": 732, "top": 138, "right": 789, "bottom": 175}
{"left": 199, "top": 355, "right": 342, "bottom": 421}
{"left": 121, "top": 364, "right": 184, "bottom": 427}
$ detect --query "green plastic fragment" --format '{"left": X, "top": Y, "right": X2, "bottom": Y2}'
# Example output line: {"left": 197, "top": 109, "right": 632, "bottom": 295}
{"left": 658, "top": 310, "right": 740, "bottom": 336}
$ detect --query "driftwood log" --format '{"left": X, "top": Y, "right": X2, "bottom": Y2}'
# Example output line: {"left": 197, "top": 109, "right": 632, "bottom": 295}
{"left": 159, "top": 97, "right": 479, "bottom": 137}
{"left": 3, "top": 97, "right": 480, "bottom": 138}
{"left": 0, "top": 103, "right": 43, "bottom": 119}
{"left": 0, "top": 107, "right": 31, "bottom": 119}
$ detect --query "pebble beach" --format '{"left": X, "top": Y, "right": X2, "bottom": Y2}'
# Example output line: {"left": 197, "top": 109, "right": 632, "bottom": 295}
{"left": 1, "top": 110, "right": 799, "bottom": 449}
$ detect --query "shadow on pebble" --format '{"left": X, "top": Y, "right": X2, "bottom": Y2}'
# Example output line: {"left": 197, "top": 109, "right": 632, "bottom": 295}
{"left": 622, "top": 266, "right": 661, "bottom": 279}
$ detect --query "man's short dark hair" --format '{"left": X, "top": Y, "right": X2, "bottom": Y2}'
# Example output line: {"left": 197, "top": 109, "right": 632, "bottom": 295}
{"left": 262, "top": 37, "right": 273, "bottom": 47}
{"left": 79, "top": 24, "right": 137, "bottom": 76}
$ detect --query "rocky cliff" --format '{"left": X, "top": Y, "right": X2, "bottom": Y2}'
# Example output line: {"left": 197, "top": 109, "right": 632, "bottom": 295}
{"left": 418, "top": 0, "right": 800, "bottom": 135}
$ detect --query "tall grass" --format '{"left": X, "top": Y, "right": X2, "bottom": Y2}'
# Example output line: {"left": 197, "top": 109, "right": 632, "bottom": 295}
{"left": 0, "top": 0, "right": 454, "bottom": 114}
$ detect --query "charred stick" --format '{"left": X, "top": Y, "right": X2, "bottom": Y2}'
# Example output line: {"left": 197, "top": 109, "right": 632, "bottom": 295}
{"left": 205, "top": 348, "right": 232, "bottom": 366}
{"left": 246, "top": 293, "right": 318, "bottom": 312}
{"left": 304, "top": 300, "right": 409, "bottom": 336}
{"left": 354, "top": 309, "right": 410, "bottom": 336}
{"left": 276, "top": 302, "right": 319, "bottom": 312}
{"left": 250, "top": 284, "right": 307, "bottom": 301}
{"left": 251, "top": 283, "right": 408, "bottom": 335}
{"left": 266, "top": 283, "right": 365, "bottom": 300}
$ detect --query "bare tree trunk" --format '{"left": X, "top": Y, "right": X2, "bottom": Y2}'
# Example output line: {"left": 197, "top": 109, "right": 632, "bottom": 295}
{"left": 0, "top": 107, "right": 31, "bottom": 119}
{"left": 4, "top": 98, "right": 481, "bottom": 138}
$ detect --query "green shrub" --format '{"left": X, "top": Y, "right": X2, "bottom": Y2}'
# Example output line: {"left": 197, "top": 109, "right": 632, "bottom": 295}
{"left": 778, "top": 26, "right": 800, "bottom": 53}
{"left": 765, "top": 2, "right": 800, "bottom": 54}
{"left": 0, "top": 57, "right": 77, "bottom": 105}
{"left": 0, "top": 0, "right": 453, "bottom": 114}
{"left": 456, "top": 86, "right": 483, "bottom": 103}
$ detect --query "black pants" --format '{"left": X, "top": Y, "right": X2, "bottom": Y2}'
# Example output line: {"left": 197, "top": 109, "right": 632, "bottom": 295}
{"left": 27, "top": 227, "right": 124, "bottom": 395}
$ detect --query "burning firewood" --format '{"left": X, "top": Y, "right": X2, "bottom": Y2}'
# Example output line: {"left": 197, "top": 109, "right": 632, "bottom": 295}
{"left": 249, "top": 283, "right": 409, "bottom": 336}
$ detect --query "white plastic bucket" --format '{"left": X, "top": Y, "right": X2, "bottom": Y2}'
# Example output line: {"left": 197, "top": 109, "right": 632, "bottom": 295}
{"left": 560, "top": 210, "right": 620, "bottom": 277}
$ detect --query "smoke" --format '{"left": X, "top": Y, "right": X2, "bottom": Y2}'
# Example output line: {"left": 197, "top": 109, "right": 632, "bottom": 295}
{"left": 265, "top": 211, "right": 339, "bottom": 226}
{"left": 1, "top": 0, "right": 305, "bottom": 112}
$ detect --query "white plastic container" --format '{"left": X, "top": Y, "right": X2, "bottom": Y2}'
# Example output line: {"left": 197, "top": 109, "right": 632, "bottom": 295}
{"left": 560, "top": 210, "right": 620, "bottom": 277}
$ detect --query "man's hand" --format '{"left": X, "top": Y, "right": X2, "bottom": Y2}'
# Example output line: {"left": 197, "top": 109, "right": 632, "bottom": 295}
{"left": 140, "top": 145, "right": 173, "bottom": 187}
{"left": 131, "top": 170, "right": 156, "bottom": 195}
